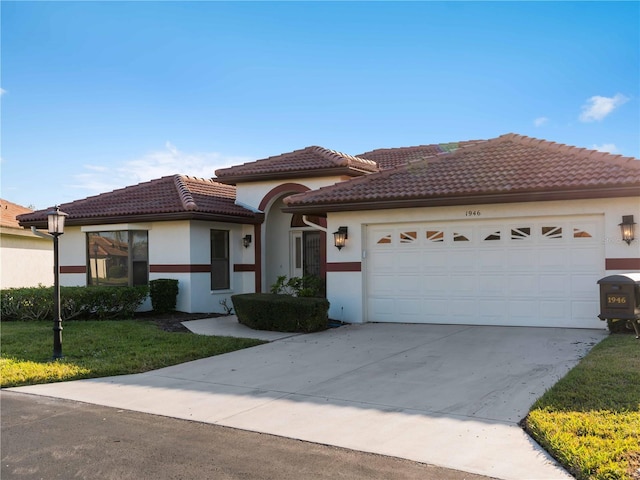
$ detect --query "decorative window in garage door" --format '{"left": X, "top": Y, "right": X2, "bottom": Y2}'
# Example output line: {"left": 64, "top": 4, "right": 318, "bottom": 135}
{"left": 400, "top": 231, "right": 418, "bottom": 244}
{"left": 511, "top": 227, "right": 531, "bottom": 240}
{"left": 483, "top": 230, "right": 501, "bottom": 241}
{"left": 573, "top": 227, "right": 593, "bottom": 238}
{"left": 453, "top": 231, "right": 471, "bottom": 242}
{"left": 426, "top": 230, "right": 444, "bottom": 243}
{"left": 542, "top": 226, "right": 563, "bottom": 239}
{"left": 376, "top": 233, "right": 392, "bottom": 244}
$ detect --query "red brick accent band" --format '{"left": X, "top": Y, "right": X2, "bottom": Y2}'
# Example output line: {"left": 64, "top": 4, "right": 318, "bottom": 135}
{"left": 326, "top": 262, "right": 362, "bottom": 272}
{"left": 60, "top": 266, "right": 86, "bottom": 274}
{"left": 149, "top": 264, "right": 211, "bottom": 273}
{"left": 234, "top": 264, "right": 256, "bottom": 272}
{"left": 605, "top": 258, "right": 640, "bottom": 270}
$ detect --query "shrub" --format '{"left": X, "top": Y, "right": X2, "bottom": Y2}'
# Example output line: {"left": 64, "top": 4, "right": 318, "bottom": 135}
{"left": 149, "top": 279, "right": 179, "bottom": 313}
{"left": 232, "top": 293, "right": 329, "bottom": 333}
{"left": 1, "top": 285, "right": 149, "bottom": 321}
{"left": 606, "top": 318, "right": 638, "bottom": 335}
{"left": 269, "top": 275, "right": 325, "bottom": 297}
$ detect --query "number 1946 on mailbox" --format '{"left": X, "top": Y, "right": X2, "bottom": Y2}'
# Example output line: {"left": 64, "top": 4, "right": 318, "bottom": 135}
{"left": 606, "top": 294, "right": 628, "bottom": 307}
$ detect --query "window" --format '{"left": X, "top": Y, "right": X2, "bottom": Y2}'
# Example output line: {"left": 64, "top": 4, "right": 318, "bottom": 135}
{"left": 211, "top": 230, "right": 230, "bottom": 290}
{"left": 87, "top": 231, "right": 148, "bottom": 286}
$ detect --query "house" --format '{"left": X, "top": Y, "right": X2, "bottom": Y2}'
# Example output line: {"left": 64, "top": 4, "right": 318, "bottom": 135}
{"left": 1, "top": 199, "right": 53, "bottom": 288}
{"left": 17, "top": 133, "right": 640, "bottom": 328}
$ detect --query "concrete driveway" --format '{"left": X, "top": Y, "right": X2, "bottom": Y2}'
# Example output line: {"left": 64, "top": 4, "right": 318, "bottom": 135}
{"left": 10, "top": 322, "right": 606, "bottom": 480}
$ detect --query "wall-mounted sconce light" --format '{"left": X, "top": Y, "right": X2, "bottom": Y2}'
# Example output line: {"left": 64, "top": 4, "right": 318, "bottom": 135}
{"left": 619, "top": 215, "right": 636, "bottom": 245}
{"left": 243, "top": 234, "right": 252, "bottom": 248}
{"left": 333, "top": 226, "right": 348, "bottom": 251}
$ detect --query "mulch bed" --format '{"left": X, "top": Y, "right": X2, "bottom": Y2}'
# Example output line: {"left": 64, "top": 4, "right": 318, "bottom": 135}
{"left": 134, "top": 311, "right": 222, "bottom": 333}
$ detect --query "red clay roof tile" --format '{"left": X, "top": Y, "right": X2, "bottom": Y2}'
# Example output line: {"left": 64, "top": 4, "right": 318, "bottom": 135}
{"left": 283, "top": 133, "right": 640, "bottom": 212}
{"left": 357, "top": 141, "right": 482, "bottom": 169}
{"left": 17, "top": 175, "right": 261, "bottom": 227}
{"left": 215, "top": 146, "right": 378, "bottom": 183}
{"left": 1, "top": 199, "right": 33, "bottom": 229}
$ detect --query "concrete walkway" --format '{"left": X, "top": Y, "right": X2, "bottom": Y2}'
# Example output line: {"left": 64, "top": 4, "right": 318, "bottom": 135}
{"left": 9, "top": 320, "right": 607, "bottom": 480}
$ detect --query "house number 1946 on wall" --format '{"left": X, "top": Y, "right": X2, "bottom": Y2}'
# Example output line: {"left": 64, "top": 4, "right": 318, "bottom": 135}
{"left": 465, "top": 210, "right": 481, "bottom": 217}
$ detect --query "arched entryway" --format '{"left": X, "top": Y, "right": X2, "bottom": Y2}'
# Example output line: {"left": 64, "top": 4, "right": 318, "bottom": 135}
{"left": 259, "top": 184, "right": 326, "bottom": 293}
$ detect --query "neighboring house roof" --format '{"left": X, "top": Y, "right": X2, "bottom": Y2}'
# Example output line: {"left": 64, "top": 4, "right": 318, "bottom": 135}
{"left": 283, "top": 133, "right": 640, "bottom": 214}
{"left": 1, "top": 199, "right": 33, "bottom": 229}
{"left": 357, "top": 141, "right": 482, "bottom": 170}
{"left": 215, "top": 146, "right": 379, "bottom": 184}
{"left": 17, "top": 175, "right": 263, "bottom": 228}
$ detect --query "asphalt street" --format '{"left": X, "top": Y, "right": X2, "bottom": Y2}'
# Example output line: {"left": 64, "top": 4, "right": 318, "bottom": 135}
{"left": 1, "top": 391, "right": 495, "bottom": 480}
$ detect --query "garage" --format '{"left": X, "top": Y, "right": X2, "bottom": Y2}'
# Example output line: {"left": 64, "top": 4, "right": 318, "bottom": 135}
{"left": 366, "top": 215, "right": 605, "bottom": 328}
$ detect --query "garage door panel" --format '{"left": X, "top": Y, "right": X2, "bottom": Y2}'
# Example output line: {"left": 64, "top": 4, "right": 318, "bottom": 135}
{"left": 539, "top": 274, "right": 569, "bottom": 296}
{"left": 540, "top": 300, "right": 570, "bottom": 321}
{"left": 571, "top": 300, "right": 600, "bottom": 322}
{"left": 366, "top": 216, "right": 604, "bottom": 328}
{"left": 422, "top": 251, "right": 447, "bottom": 270}
{"left": 478, "top": 274, "right": 507, "bottom": 294}
{"left": 508, "top": 300, "right": 540, "bottom": 320}
{"left": 451, "top": 274, "right": 475, "bottom": 294}
{"left": 508, "top": 275, "right": 538, "bottom": 296}
{"left": 478, "top": 249, "right": 507, "bottom": 271}
{"left": 394, "top": 274, "right": 422, "bottom": 295}
{"left": 369, "top": 275, "right": 397, "bottom": 295}
{"left": 370, "top": 251, "right": 395, "bottom": 271}
{"left": 396, "top": 251, "right": 421, "bottom": 271}
{"left": 449, "top": 250, "right": 477, "bottom": 271}
{"left": 538, "top": 249, "right": 569, "bottom": 270}
{"left": 571, "top": 275, "right": 600, "bottom": 298}
{"left": 424, "top": 275, "right": 448, "bottom": 293}
{"left": 508, "top": 250, "right": 537, "bottom": 270}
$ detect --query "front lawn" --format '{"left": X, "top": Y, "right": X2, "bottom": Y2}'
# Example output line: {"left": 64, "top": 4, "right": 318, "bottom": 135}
{"left": 525, "top": 334, "right": 640, "bottom": 480}
{"left": 0, "top": 320, "right": 265, "bottom": 388}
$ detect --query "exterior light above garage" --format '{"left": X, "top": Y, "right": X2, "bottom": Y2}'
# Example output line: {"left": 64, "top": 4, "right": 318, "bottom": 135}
{"left": 333, "top": 226, "right": 348, "bottom": 250}
{"left": 619, "top": 215, "right": 636, "bottom": 245}
{"left": 242, "top": 234, "right": 252, "bottom": 248}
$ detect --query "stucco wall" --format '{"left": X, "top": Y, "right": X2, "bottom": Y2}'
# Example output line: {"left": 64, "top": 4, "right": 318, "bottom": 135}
{"left": 325, "top": 196, "right": 640, "bottom": 324}
{"left": 58, "top": 220, "right": 254, "bottom": 314}
{"left": 0, "top": 230, "right": 53, "bottom": 288}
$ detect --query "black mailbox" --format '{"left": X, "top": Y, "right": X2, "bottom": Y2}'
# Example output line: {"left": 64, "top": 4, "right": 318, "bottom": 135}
{"left": 597, "top": 273, "right": 640, "bottom": 338}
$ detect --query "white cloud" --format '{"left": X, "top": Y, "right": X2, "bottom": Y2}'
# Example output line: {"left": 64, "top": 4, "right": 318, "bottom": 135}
{"left": 69, "top": 142, "right": 252, "bottom": 196}
{"left": 533, "top": 117, "right": 548, "bottom": 127}
{"left": 591, "top": 143, "right": 618, "bottom": 154}
{"left": 579, "top": 93, "right": 629, "bottom": 122}
{"left": 0, "top": 88, "right": 6, "bottom": 96}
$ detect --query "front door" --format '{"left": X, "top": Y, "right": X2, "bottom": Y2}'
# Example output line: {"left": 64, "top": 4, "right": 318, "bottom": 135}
{"left": 290, "top": 230, "right": 321, "bottom": 278}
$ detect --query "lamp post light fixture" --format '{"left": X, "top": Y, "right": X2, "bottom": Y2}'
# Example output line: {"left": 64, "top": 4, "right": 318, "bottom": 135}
{"left": 333, "top": 226, "right": 348, "bottom": 251}
{"left": 47, "top": 206, "right": 68, "bottom": 360}
{"left": 619, "top": 215, "right": 636, "bottom": 246}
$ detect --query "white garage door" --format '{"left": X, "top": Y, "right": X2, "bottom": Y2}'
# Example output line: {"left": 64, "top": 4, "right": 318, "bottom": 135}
{"left": 366, "top": 216, "right": 604, "bottom": 328}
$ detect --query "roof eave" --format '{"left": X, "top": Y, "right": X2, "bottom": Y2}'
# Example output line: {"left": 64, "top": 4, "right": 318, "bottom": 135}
{"left": 19, "top": 211, "right": 265, "bottom": 229}
{"left": 216, "top": 166, "right": 376, "bottom": 185}
{"left": 282, "top": 185, "right": 640, "bottom": 215}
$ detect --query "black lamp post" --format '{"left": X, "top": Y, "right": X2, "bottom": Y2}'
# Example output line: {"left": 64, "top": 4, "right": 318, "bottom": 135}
{"left": 47, "top": 206, "right": 68, "bottom": 360}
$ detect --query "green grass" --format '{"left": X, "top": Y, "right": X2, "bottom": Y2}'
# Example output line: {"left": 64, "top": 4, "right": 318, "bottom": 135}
{"left": 1, "top": 320, "right": 265, "bottom": 388}
{"left": 525, "top": 334, "right": 640, "bottom": 480}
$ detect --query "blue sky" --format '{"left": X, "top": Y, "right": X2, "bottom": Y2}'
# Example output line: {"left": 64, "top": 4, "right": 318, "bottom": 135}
{"left": 2, "top": 1, "right": 638, "bottom": 210}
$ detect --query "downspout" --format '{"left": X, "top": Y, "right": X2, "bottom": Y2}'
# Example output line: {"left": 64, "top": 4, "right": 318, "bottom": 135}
{"left": 31, "top": 226, "right": 53, "bottom": 239}
{"left": 302, "top": 215, "right": 327, "bottom": 232}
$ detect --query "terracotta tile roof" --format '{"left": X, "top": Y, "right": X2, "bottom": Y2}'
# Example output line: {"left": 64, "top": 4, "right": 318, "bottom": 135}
{"left": 283, "top": 133, "right": 640, "bottom": 213}
{"left": 215, "top": 146, "right": 378, "bottom": 183}
{"left": 1, "top": 199, "right": 33, "bottom": 229}
{"left": 17, "top": 175, "right": 262, "bottom": 227}
{"left": 358, "top": 141, "right": 482, "bottom": 170}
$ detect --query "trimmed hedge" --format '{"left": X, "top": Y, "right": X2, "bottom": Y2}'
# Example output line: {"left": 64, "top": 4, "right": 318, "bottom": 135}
{"left": 1, "top": 286, "right": 149, "bottom": 321}
{"left": 231, "top": 293, "right": 329, "bottom": 333}
{"left": 606, "top": 318, "right": 639, "bottom": 335}
{"left": 149, "top": 279, "right": 179, "bottom": 313}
